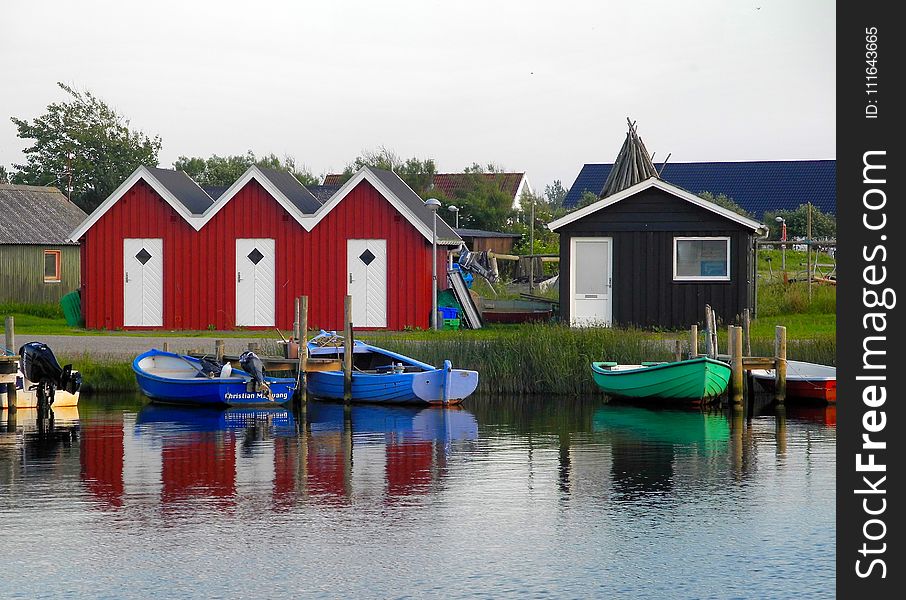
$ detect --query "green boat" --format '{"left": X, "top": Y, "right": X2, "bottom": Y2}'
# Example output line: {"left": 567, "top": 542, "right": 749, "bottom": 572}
{"left": 590, "top": 357, "right": 731, "bottom": 400}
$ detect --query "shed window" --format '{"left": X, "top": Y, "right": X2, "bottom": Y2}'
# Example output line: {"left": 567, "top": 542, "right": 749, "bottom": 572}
{"left": 673, "top": 237, "right": 730, "bottom": 281}
{"left": 44, "top": 250, "right": 62, "bottom": 283}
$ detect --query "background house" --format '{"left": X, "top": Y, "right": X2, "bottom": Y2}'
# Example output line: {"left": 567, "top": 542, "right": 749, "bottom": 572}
{"left": 0, "top": 184, "right": 86, "bottom": 304}
{"left": 455, "top": 228, "right": 521, "bottom": 254}
{"left": 69, "top": 166, "right": 460, "bottom": 331}
{"left": 562, "top": 160, "right": 836, "bottom": 217}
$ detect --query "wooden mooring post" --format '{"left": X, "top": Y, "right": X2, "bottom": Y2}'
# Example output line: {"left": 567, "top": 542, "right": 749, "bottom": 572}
{"left": 343, "top": 295, "right": 353, "bottom": 403}
{"left": 729, "top": 325, "right": 744, "bottom": 405}
{"left": 689, "top": 324, "right": 698, "bottom": 358}
{"left": 3, "top": 316, "right": 17, "bottom": 411}
{"left": 774, "top": 325, "right": 787, "bottom": 404}
{"left": 295, "top": 296, "right": 309, "bottom": 406}
{"left": 215, "top": 340, "right": 225, "bottom": 363}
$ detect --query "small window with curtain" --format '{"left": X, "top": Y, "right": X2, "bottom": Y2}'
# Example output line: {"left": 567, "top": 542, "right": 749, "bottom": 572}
{"left": 44, "top": 250, "right": 62, "bottom": 283}
{"left": 673, "top": 237, "right": 730, "bottom": 281}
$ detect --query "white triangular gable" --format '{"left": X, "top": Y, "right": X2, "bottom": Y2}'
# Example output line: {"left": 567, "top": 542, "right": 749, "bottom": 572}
{"left": 68, "top": 166, "right": 204, "bottom": 241}
{"left": 69, "top": 165, "right": 456, "bottom": 244}
{"left": 547, "top": 177, "right": 766, "bottom": 233}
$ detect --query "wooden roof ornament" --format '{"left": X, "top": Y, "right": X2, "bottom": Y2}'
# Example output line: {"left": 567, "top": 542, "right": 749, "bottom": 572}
{"left": 599, "top": 118, "right": 660, "bottom": 198}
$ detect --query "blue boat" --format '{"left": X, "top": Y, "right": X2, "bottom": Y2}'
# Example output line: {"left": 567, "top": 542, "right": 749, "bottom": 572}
{"left": 306, "top": 332, "right": 479, "bottom": 405}
{"left": 133, "top": 348, "right": 296, "bottom": 407}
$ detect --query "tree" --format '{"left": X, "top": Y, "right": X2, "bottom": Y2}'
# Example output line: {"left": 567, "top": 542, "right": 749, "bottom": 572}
{"left": 0, "top": 165, "right": 8, "bottom": 184}
{"left": 173, "top": 151, "right": 319, "bottom": 187}
{"left": 10, "top": 82, "right": 161, "bottom": 212}
{"left": 697, "top": 191, "right": 753, "bottom": 219}
{"left": 441, "top": 163, "right": 518, "bottom": 232}
{"left": 765, "top": 204, "right": 836, "bottom": 240}
{"left": 543, "top": 180, "right": 568, "bottom": 207}
{"left": 336, "top": 146, "right": 437, "bottom": 195}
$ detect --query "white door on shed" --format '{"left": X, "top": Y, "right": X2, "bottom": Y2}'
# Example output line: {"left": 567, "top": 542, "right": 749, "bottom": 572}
{"left": 571, "top": 237, "right": 613, "bottom": 327}
{"left": 347, "top": 239, "right": 387, "bottom": 328}
{"left": 123, "top": 238, "right": 163, "bottom": 327}
{"left": 236, "top": 238, "right": 276, "bottom": 327}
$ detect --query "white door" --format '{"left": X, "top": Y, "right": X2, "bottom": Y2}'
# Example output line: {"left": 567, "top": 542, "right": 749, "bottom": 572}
{"left": 571, "top": 237, "right": 613, "bottom": 327}
{"left": 347, "top": 239, "right": 387, "bottom": 328}
{"left": 123, "top": 238, "right": 163, "bottom": 327}
{"left": 236, "top": 239, "right": 276, "bottom": 327}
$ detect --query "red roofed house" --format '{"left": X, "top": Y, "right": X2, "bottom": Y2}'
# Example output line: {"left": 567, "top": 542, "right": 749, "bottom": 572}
{"left": 68, "top": 166, "right": 460, "bottom": 331}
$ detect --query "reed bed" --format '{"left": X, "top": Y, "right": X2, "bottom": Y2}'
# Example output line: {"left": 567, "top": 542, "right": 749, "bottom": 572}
{"left": 376, "top": 323, "right": 674, "bottom": 396}
{"left": 60, "top": 355, "right": 137, "bottom": 393}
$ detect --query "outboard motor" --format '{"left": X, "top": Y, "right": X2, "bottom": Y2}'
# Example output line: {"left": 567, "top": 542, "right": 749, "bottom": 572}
{"left": 198, "top": 356, "right": 224, "bottom": 378}
{"left": 239, "top": 350, "right": 270, "bottom": 397}
{"left": 18, "top": 342, "right": 82, "bottom": 409}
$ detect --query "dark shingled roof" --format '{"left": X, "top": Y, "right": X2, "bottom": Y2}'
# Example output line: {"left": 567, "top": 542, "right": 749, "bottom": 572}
{"left": 307, "top": 185, "right": 341, "bottom": 203}
{"left": 0, "top": 184, "right": 87, "bottom": 245}
{"left": 367, "top": 168, "right": 461, "bottom": 243}
{"left": 257, "top": 167, "right": 321, "bottom": 213}
{"left": 201, "top": 185, "right": 229, "bottom": 200}
{"left": 563, "top": 160, "right": 836, "bottom": 218}
{"left": 147, "top": 167, "right": 215, "bottom": 215}
{"left": 455, "top": 228, "right": 521, "bottom": 239}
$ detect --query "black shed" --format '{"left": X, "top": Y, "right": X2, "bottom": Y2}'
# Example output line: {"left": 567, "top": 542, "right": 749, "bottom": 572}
{"left": 548, "top": 177, "right": 766, "bottom": 329}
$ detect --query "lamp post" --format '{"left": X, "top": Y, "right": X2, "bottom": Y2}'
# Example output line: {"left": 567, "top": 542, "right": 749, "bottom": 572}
{"left": 425, "top": 198, "right": 441, "bottom": 330}
{"left": 775, "top": 216, "right": 787, "bottom": 273}
{"left": 448, "top": 205, "right": 460, "bottom": 229}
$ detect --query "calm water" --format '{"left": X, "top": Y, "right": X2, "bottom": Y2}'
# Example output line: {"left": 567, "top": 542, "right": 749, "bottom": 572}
{"left": 1, "top": 395, "right": 835, "bottom": 599}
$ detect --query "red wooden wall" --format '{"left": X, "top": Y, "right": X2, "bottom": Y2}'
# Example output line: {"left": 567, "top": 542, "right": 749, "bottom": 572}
{"left": 80, "top": 178, "right": 439, "bottom": 330}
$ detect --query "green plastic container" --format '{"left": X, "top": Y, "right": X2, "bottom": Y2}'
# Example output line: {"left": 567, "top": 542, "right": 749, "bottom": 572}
{"left": 60, "top": 290, "right": 84, "bottom": 327}
{"left": 442, "top": 318, "right": 461, "bottom": 331}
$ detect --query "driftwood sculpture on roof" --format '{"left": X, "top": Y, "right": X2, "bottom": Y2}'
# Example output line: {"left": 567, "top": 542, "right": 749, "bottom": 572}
{"left": 599, "top": 118, "right": 660, "bottom": 198}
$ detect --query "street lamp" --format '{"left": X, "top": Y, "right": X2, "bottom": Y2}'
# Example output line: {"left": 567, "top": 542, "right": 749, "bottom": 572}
{"left": 425, "top": 197, "right": 441, "bottom": 330}
{"left": 775, "top": 216, "right": 787, "bottom": 272}
{"left": 448, "top": 205, "right": 460, "bottom": 229}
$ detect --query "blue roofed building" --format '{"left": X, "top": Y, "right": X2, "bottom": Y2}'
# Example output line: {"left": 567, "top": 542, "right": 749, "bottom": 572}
{"left": 562, "top": 160, "right": 836, "bottom": 218}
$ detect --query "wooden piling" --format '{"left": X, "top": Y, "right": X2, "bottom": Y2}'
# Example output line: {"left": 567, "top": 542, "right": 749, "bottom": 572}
{"left": 690, "top": 324, "right": 698, "bottom": 358}
{"left": 730, "top": 325, "right": 744, "bottom": 405}
{"left": 343, "top": 295, "right": 353, "bottom": 403}
{"left": 774, "top": 325, "right": 787, "bottom": 403}
{"left": 703, "top": 306, "right": 713, "bottom": 358}
{"left": 742, "top": 308, "right": 751, "bottom": 356}
{"left": 162, "top": 341, "right": 170, "bottom": 353}
{"left": 296, "top": 296, "right": 308, "bottom": 405}
{"left": 215, "top": 340, "right": 225, "bottom": 362}
{"left": 4, "top": 316, "right": 17, "bottom": 411}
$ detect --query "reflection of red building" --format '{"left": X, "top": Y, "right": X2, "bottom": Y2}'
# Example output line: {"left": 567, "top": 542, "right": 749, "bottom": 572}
{"left": 306, "top": 434, "right": 349, "bottom": 502}
{"left": 161, "top": 436, "right": 236, "bottom": 507}
{"left": 80, "top": 416, "right": 124, "bottom": 509}
{"left": 386, "top": 441, "right": 434, "bottom": 497}
{"left": 273, "top": 438, "right": 298, "bottom": 510}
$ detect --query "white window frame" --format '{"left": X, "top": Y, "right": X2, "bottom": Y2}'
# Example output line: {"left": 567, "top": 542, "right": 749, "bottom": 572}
{"left": 673, "top": 236, "right": 731, "bottom": 282}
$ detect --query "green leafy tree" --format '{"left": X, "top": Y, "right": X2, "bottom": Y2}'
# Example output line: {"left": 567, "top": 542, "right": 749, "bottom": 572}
{"left": 10, "top": 82, "right": 162, "bottom": 212}
{"left": 337, "top": 146, "right": 437, "bottom": 195}
{"left": 0, "top": 165, "right": 8, "bottom": 184}
{"left": 765, "top": 204, "right": 836, "bottom": 239}
{"left": 511, "top": 189, "right": 568, "bottom": 255}
{"left": 697, "top": 191, "right": 753, "bottom": 219}
{"left": 543, "top": 180, "right": 568, "bottom": 207}
{"left": 576, "top": 190, "right": 600, "bottom": 209}
{"left": 173, "top": 151, "right": 318, "bottom": 187}
{"left": 443, "top": 163, "right": 517, "bottom": 232}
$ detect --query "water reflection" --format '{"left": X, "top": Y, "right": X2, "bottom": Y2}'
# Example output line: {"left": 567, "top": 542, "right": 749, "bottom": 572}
{"left": 0, "top": 396, "right": 836, "bottom": 599}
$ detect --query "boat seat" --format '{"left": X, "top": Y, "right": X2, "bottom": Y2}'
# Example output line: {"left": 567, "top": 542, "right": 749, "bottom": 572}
{"left": 641, "top": 361, "right": 667, "bottom": 367}
{"left": 596, "top": 361, "right": 618, "bottom": 370}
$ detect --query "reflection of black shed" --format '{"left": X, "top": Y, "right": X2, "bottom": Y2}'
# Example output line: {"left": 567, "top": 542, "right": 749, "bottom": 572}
{"left": 548, "top": 178, "right": 766, "bottom": 329}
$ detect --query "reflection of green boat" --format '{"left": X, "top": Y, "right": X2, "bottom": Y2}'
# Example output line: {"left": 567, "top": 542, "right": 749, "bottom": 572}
{"left": 590, "top": 357, "right": 731, "bottom": 400}
{"left": 593, "top": 405, "right": 731, "bottom": 445}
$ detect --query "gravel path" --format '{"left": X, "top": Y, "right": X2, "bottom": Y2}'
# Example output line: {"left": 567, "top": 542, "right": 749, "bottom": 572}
{"left": 24, "top": 335, "right": 274, "bottom": 361}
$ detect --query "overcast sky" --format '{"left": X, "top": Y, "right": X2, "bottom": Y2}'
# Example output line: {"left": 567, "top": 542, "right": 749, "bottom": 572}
{"left": 2, "top": 0, "right": 834, "bottom": 192}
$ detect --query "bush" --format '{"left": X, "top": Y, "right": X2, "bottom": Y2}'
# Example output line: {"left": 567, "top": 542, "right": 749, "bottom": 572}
{"left": 0, "top": 302, "right": 64, "bottom": 319}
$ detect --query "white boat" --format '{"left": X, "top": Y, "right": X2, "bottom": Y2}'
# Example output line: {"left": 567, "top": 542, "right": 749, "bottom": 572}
{"left": 1, "top": 369, "right": 80, "bottom": 409}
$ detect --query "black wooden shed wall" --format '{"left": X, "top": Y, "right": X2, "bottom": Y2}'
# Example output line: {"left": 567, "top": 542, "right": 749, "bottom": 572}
{"left": 557, "top": 187, "right": 757, "bottom": 329}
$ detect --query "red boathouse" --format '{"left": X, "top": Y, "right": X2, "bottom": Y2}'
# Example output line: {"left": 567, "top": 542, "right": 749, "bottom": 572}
{"left": 69, "top": 166, "right": 460, "bottom": 331}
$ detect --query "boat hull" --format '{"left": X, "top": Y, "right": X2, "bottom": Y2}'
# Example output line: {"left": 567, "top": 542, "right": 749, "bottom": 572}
{"left": 752, "top": 360, "right": 836, "bottom": 403}
{"left": 1, "top": 372, "right": 79, "bottom": 409}
{"left": 133, "top": 350, "right": 296, "bottom": 407}
{"left": 306, "top": 367, "right": 478, "bottom": 405}
{"left": 590, "top": 357, "right": 731, "bottom": 400}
